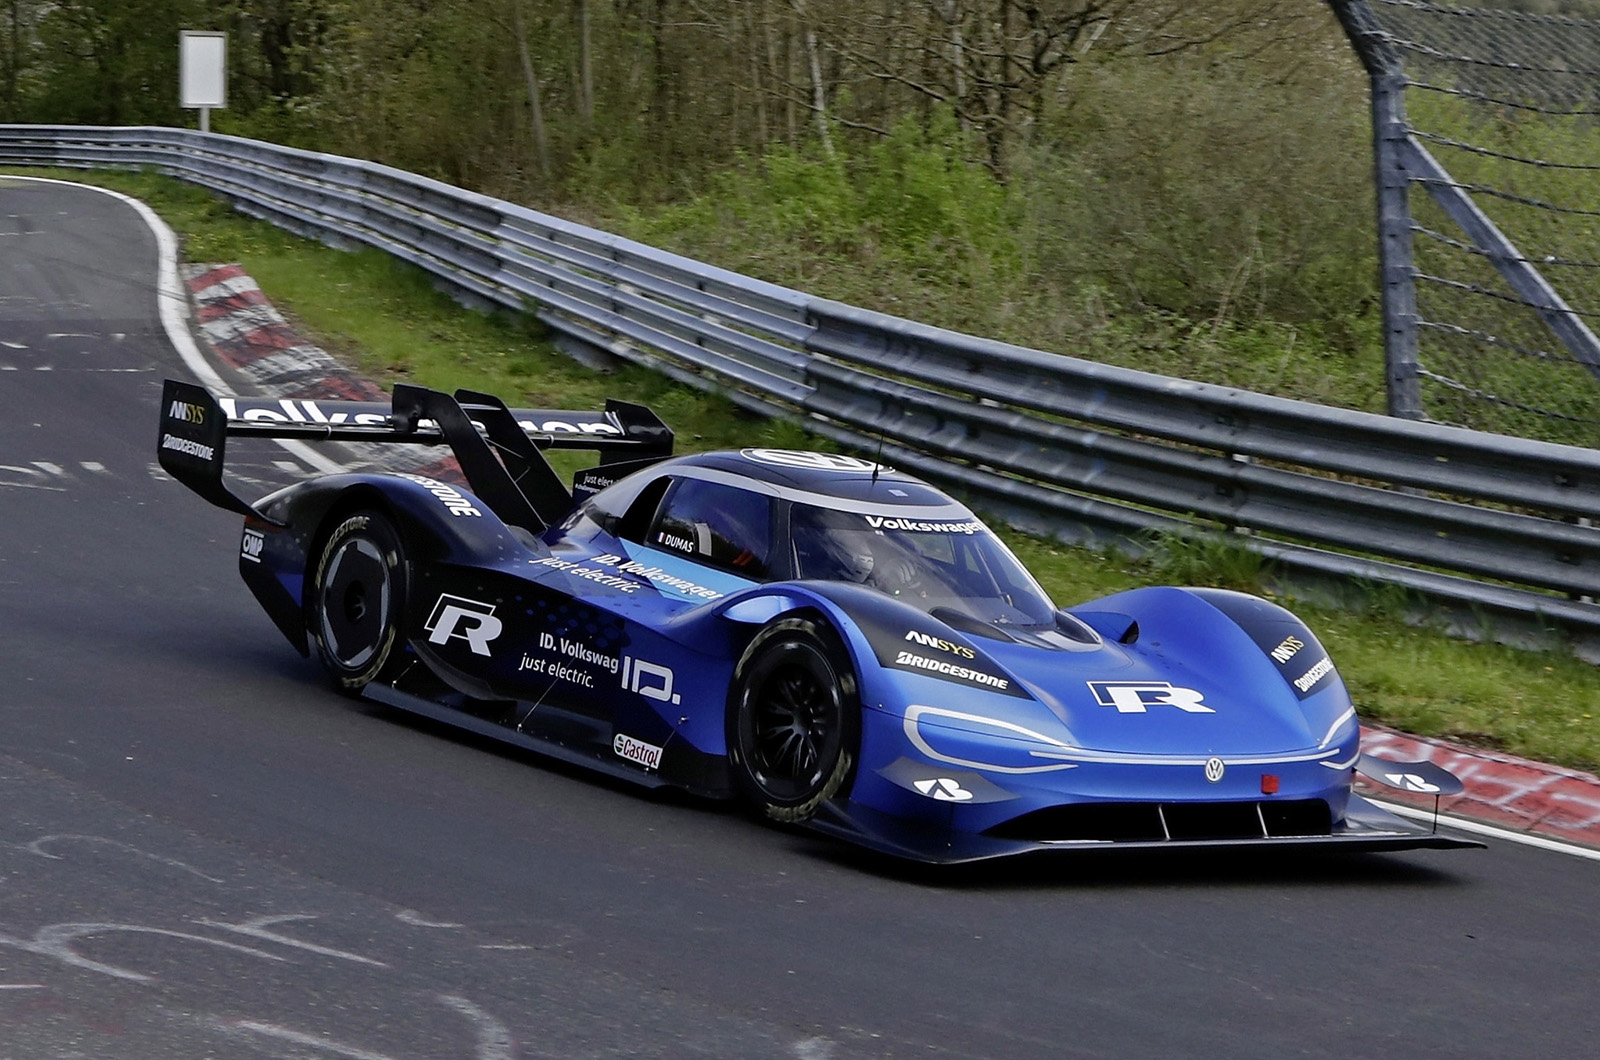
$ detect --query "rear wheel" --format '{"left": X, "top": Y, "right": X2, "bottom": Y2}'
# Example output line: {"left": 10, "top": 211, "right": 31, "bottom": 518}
{"left": 309, "top": 511, "right": 408, "bottom": 692}
{"left": 727, "top": 617, "right": 860, "bottom": 823}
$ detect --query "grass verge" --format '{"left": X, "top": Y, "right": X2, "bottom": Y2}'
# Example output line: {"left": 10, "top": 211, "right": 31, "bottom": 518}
{"left": 16, "top": 166, "right": 1599, "bottom": 773}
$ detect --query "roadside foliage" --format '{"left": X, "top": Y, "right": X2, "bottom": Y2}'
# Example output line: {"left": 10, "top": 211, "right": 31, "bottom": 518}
{"left": 3, "top": 1, "right": 1387, "bottom": 407}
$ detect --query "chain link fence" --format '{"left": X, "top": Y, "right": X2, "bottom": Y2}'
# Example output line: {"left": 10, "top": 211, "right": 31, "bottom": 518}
{"left": 1335, "top": 0, "right": 1600, "bottom": 446}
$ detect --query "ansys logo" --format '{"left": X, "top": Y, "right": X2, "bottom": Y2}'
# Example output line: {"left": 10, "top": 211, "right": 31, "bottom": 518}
{"left": 424, "top": 594, "right": 502, "bottom": 656}
{"left": 168, "top": 399, "right": 206, "bottom": 425}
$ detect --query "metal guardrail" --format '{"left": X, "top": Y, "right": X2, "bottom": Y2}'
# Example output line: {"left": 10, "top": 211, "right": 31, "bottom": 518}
{"left": 4, "top": 123, "right": 1599, "bottom": 641}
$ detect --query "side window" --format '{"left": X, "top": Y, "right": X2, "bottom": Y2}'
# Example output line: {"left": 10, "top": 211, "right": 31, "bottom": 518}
{"left": 617, "top": 476, "right": 672, "bottom": 543}
{"left": 648, "top": 478, "right": 772, "bottom": 579}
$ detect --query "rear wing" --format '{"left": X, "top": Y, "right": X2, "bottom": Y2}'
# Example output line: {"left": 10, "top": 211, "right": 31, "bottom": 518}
{"left": 157, "top": 378, "right": 673, "bottom": 532}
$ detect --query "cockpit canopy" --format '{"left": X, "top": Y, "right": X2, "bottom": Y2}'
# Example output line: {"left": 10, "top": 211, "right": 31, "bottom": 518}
{"left": 568, "top": 452, "right": 1059, "bottom": 627}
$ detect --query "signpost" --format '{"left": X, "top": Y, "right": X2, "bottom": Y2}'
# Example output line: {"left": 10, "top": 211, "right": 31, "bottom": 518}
{"left": 179, "top": 31, "right": 227, "bottom": 133}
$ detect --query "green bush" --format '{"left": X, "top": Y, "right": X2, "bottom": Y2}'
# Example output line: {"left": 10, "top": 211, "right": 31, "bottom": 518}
{"left": 616, "top": 110, "right": 1029, "bottom": 332}
{"left": 606, "top": 50, "right": 1388, "bottom": 410}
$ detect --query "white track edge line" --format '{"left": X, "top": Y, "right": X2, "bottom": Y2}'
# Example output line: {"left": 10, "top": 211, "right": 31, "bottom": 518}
{"left": 7, "top": 175, "right": 346, "bottom": 476}
{"left": 1370, "top": 797, "right": 1600, "bottom": 862}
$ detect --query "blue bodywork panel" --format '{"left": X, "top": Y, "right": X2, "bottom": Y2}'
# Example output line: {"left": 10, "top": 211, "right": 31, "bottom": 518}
{"left": 229, "top": 443, "right": 1473, "bottom": 863}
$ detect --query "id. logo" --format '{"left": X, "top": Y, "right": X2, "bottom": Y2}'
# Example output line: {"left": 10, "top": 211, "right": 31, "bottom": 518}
{"left": 424, "top": 594, "right": 502, "bottom": 656}
{"left": 622, "top": 656, "right": 681, "bottom": 705}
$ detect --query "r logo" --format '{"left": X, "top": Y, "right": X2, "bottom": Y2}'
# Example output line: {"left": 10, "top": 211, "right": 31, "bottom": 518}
{"left": 1385, "top": 772, "right": 1442, "bottom": 794}
{"left": 1087, "top": 681, "right": 1215, "bottom": 714}
{"left": 913, "top": 778, "right": 974, "bottom": 802}
{"left": 424, "top": 594, "right": 502, "bottom": 656}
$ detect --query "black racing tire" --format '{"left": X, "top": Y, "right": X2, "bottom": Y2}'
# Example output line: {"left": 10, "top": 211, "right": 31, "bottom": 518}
{"left": 308, "top": 510, "right": 408, "bottom": 694}
{"left": 727, "top": 616, "right": 860, "bottom": 823}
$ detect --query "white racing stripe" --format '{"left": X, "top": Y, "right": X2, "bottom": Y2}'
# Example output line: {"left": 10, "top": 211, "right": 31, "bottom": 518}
{"left": 5, "top": 176, "right": 347, "bottom": 477}
{"left": 1371, "top": 798, "right": 1600, "bottom": 863}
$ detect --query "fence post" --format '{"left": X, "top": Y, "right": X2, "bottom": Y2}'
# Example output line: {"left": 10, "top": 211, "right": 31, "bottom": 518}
{"left": 1373, "top": 71, "right": 1422, "bottom": 419}
{"left": 1329, "top": 1, "right": 1422, "bottom": 419}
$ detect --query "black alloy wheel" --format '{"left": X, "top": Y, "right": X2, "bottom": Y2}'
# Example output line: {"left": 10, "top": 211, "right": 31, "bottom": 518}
{"left": 309, "top": 510, "right": 408, "bottom": 692}
{"left": 728, "top": 616, "right": 860, "bottom": 822}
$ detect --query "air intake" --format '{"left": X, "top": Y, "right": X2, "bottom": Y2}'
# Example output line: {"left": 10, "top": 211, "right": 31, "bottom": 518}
{"left": 985, "top": 800, "right": 1332, "bottom": 843}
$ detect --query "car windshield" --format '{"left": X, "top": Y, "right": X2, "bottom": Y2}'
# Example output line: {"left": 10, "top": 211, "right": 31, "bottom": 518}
{"left": 789, "top": 504, "right": 1056, "bottom": 626}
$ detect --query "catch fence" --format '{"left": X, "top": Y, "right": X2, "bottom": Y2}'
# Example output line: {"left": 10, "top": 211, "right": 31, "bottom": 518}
{"left": 1332, "top": 0, "right": 1600, "bottom": 446}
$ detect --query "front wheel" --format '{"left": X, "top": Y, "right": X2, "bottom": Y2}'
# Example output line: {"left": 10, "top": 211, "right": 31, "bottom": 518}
{"left": 308, "top": 510, "right": 408, "bottom": 693}
{"left": 727, "top": 616, "right": 860, "bottom": 823}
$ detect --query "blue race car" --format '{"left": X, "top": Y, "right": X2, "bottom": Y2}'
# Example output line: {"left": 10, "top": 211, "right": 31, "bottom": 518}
{"left": 158, "top": 379, "right": 1478, "bottom": 862}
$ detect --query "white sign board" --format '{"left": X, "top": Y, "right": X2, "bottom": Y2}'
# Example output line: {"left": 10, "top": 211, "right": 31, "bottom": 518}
{"left": 179, "top": 31, "right": 227, "bottom": 110}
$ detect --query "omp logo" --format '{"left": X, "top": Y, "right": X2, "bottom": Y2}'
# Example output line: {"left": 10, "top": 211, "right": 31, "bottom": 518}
{"left": 1087, "top": 681, "right": 1215, "bottom": 714}
{"left": 424, "top": 595, "right": 502, "bottom": 656}
{"left": 904, "top": 630, "right": 975, "bottom": 659}
{"left": 240, "top": 528, "right": 265, "bottom": 563}
{"left": 613, "top": 733, "right": 664, "bottom": 771}
{"left": 739, "top": 448, "right": 889, "bottom": 474}
{"left": 621, "top": 657, "right": 681, "bottom": 705}
{"left": 1270, "top": 635, "right": 1305, "bottom": 664}
{"left": 168, "top": 399, "right": 206, "bottom": 425}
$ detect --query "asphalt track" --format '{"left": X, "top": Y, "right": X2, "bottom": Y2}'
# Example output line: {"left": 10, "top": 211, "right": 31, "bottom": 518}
{"left": 2, "top": 177, "right": 1598, "bottom": 1060}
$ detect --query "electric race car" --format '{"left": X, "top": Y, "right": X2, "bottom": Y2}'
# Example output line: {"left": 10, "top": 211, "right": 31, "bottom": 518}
{"left": 158, "top": 378, "right": 1478, "bottom": 862}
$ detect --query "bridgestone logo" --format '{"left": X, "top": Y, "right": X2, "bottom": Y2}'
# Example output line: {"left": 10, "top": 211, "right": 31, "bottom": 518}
{"left": 1293, "top": 656, "right": 1334, "bottom": 693}
{"left": 396, "top": 473, "right": 481, "bottom": 517}
{"left": 894, "top": 650, "right": 1009, "bottom": 690}
{"left": 161, "top": 433, "right": 215, "bottom": 461}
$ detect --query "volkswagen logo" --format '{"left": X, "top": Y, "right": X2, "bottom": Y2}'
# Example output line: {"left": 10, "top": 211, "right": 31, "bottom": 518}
{"left": 1204, "top": 757, "right": 1226, "bottom": 783}
{"left": 740, "top": 448, "right": 891, "bottom": 474}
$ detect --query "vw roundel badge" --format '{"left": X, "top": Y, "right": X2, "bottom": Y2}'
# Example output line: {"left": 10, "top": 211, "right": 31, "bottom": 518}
{"left": 1204, "top": 757, "right": 1226, "bottom": 783}
{"left": 739, "top": 448, "right": 890, "bottom": 474}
